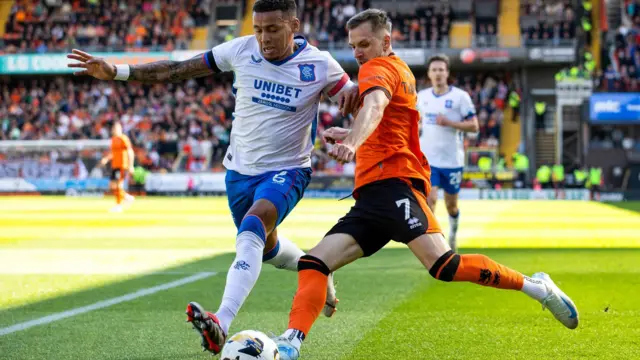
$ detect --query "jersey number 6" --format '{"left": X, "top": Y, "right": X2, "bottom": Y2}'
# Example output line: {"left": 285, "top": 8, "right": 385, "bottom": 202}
{"left": 272, "top": 171, "right": 288, "bottom": 185}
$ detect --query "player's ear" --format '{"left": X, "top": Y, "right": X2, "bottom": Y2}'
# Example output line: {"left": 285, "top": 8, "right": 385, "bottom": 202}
{"left": 383, "top": 34, "right": 391, "bottom": 52}
{"left": 291, "top": 16, "right": 301, "bottom": 33}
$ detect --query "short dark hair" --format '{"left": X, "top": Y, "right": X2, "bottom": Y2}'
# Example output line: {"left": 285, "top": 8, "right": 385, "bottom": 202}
{"left": 253, "top": 0, "right": 297, "bottom": 15}
{"left": 346, "top": 9, "right": 392, "bottom": 33}
{"left": 427, "top": 54, "right": 450, "bottom": 71}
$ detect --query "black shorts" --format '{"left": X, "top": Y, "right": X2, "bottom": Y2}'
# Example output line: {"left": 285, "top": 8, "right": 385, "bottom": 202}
{"left": 325, "top": 178, "right": 441, "bottom": 257}
{"left": 110, "top": 168, "right": 124, "bottom": 181}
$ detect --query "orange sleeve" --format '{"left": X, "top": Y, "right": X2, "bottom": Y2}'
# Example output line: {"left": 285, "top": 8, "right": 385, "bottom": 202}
{"left": 122, "top": 135, "right": 132, "bottom": 150}
{"left": 357, "top": 59, "right": 399, "bottom": 101}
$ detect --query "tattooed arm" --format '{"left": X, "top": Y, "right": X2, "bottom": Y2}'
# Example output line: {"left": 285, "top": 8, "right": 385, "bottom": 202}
{"left": 67, "top": 49, "right": 216, "bottom": 83}
{"left": 129, "top": 56, "right": 214, "bottom": 83}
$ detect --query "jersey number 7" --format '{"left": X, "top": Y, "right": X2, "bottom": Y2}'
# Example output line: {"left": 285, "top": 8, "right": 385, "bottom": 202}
{"left": 396, "top": 198, "right": 410, "bottom": 220}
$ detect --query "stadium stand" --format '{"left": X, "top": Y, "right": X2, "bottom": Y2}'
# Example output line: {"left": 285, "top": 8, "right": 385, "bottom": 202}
{"left": 0, "top": 0, "right": 521, "bottom": 177}
{"left": 0, "top": 75, "right": 235, "bottom": 172}
{"left": 299, "top": 0, "right": 452, "bottom": 48}
{"left": 520, "top": 0, "right": 577, "bottom": 46}
{"left": 1, "top": 0, "right": 211, "bottom": 53}
{"left": 474, "top": 0, "right": 499, "bottom": 48}
{"left": 597, "top": 1, "right": 640, "bottom": 92}
{"left": 2, "top": 0, "right": 620, "bottom": 193}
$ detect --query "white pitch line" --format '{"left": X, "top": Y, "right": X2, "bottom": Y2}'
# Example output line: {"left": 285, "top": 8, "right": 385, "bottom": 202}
{"left": 0, "top": 271, "right": 217, "bottom": 336}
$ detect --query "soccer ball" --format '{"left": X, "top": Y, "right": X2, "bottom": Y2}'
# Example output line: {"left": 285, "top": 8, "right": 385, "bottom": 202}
{"left": 221, "top": 330, "right": 280, "bottom": 360}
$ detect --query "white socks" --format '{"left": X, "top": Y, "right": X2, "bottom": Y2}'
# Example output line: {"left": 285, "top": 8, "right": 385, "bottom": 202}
{"left": 282, "top": 329, "right": 305, "bottom": 351}
{"left": 215, "top": 232, "right": 309, "bottom": 335}
{"left": 521, "top": 275, "right": 549, "bottom": 301}
{"left": 448, "top": 211, "right": 460, "bottom": 250}
{"left": 215, "top": 231, "right": 264, "bottom": 335}
{"left": 264, "top": 235, "right": 305, "bottom": 271}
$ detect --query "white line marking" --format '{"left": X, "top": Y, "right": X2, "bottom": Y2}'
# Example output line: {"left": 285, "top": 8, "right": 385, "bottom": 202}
{"left": 0, "top": 249, "right": 231, "bottom": 275}
{"left": 0, "top": 271, "right": 216, "bottom": 336}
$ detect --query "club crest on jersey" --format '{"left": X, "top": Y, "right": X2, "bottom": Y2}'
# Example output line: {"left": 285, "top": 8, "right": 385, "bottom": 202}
{"left": 250, "top": 54, "right": 263, "bottom": 64}
{"left": 445, "top": 99, "right": 453, "bottom": 109}
{"left": 298, "top": 64, "right": 316, "bottom": 82}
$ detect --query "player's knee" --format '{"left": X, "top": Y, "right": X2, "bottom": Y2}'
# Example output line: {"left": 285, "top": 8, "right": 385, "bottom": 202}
{"left": 445, "top": 203, "right": 458, "bottom": 216}
{"left": 263, "top": 231, "right": 279, "bottom": 257}
{"left": 246, "top": 198, "right": 279, "bottom": 233}
{"left": 428, "top": 250, "right": 461, "bottom": 282}
{"left": 297, "top": 254, "right": 331, "bottom": 275}
{"left": 238, "top": 215, "right": 267, "bottom": 243}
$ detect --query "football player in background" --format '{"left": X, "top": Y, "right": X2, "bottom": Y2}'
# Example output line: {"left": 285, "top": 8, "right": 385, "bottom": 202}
{"left": 417, "top": 54, "right": 479, "bottom": 251}
{"left": 99, "top": 121, "right": 134, "bottom": 212}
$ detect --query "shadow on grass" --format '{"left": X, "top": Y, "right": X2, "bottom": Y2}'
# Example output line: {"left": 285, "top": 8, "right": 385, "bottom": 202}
{"left": 602, "top": 200, "right": 640, "bottom": 213}
{"left": 1, "top": 247, "right": 639, "bottom": 360}
{"left": 0, "top": 248, "right": 427, "bottom": 359}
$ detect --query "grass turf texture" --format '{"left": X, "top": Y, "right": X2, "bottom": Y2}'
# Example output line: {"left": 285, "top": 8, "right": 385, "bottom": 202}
{"left": 0, "top": 197, "right": 639, "bottom": 359}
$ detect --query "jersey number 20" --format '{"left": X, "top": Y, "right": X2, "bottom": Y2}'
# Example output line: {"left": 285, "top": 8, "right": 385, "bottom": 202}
{"left": 449, "top": 171, "right": 462, "bottom": 186}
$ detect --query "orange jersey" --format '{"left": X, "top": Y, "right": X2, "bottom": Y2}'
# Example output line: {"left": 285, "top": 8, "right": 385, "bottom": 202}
{"left": 111, "top": 134, "right": 132, "bottom": 169}
{"left": 354, "top": 54, "right": 432, "bottom": 192}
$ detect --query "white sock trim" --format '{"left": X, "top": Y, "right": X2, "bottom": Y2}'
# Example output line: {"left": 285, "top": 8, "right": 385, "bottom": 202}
{"left": 522, "top": 276, "right": 549, "bottom": 301}
{"left": 283, "top": 329, "right": 304, "bottom": 351}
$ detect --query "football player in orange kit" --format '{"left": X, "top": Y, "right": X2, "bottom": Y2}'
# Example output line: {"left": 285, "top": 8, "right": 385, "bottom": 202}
{"left": 99, "top": 121, "right": 135, "bottom": 212}
{"left": 273, "top": 9, "right": 579, "bottom": 360}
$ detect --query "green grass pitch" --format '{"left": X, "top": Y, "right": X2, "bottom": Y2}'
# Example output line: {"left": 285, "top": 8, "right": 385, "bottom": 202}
{"left": 0, "top": 196, "right": 639, "bottom": 359}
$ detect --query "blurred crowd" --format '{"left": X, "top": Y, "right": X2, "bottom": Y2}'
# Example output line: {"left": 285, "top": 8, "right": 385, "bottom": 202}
{"left": 0, "top": 68, "right": 511, "bottom": 175}
{"left": 0, "top": 75, "right": 235, "bottom": 172}
{"left": 451, "top": 73, "right": 512, "bottom": 149}
{"left": 299, "top": 0, "right": 451, "bottom": 48}
{"left": 596, "top": 1, "right": 640, "bottom": 92}
{"left": 520, "top": 0, "right": 577, "bottom": 45}
{"left": 0, "top": 0, "right": 589, "bottom": 177}
{"left": 590, "top": 125, "right": 640, "bottom": 152}
{"left": 1, "top": 0, "right": 211, "bottom": 54}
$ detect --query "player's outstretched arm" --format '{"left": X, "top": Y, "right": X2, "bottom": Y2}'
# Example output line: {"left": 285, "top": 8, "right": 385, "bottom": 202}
{"left": 328, "top": 90, "right": 389, "bottom": 163}
{"left": 67, "top": 49, "right": 214, "bottom": 83}
{"left": 343, "top": 90, "right": 389, "bottom": 149}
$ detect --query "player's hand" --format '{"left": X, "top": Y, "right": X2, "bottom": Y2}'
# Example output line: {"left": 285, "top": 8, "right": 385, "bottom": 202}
{"left": 67, "top": 49, "right": 117, "bottom": 80}
{"left": 339, "top": 86, "right": 360, "bottom": 116}
{"left": 328, "top": 143, "right": 355, "bottom": 164}
{"left": 128, "top": 167, "right": 135, "bottom": 175}
{"left": 436, "top": 115, "right": 450, "bottom": 127}
{"left": 323, "top": 127, "right": 351, "bottom": 144}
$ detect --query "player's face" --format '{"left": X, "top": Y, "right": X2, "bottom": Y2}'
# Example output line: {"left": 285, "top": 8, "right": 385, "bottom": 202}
{"left": 348, "top": 23, "right": 388, "bottom": 66}
{"left": 253, "top": 11, "right": 300, "bottom": 61}
{"left": 428, "top": 61, "right": 449, "bottom": 87}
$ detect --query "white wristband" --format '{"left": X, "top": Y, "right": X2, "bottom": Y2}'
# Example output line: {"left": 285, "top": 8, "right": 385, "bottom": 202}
{"left": 114, "top": 64, "right": 130, "bottom": 81}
